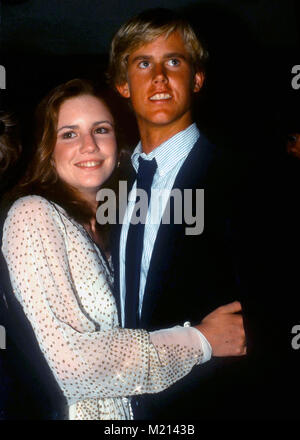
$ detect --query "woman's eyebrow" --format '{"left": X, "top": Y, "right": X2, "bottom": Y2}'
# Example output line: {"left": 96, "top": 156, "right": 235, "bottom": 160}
{"left": 57, "top": 121, "right": 113, "bottom": 132}
{"left": 57, "top": 124, "right": 78, "bottom": 133}
{"left": 92, "top": 120, "right": 114, "bottom": 127}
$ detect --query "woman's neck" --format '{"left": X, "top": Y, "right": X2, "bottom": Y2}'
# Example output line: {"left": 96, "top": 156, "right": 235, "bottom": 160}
{"left": 81, "top": 197, "right": 110, "bottom": 258}
{"left": 83, "top": 219, "right": 108, "bottom": 255}
{"left": 82, "top": 191, "right": 98, "bottom": 215}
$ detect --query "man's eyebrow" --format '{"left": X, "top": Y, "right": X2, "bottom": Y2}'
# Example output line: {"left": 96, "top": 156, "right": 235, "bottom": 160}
{"left": 130, "top": 55, "right": 152, "bottom": 63}
{"left": 163, "top": 52, "right": 188, "bottom": 60}
{"left": 130, "top": 52, "right": 188, "bottom": 64}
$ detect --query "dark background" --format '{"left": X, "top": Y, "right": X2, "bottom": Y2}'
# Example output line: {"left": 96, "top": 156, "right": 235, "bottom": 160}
{"left": 1, "top": 0, "right": 300, "bottom": 421}
{"left": 1, "top": 0, "right": 300, "bottom": 150}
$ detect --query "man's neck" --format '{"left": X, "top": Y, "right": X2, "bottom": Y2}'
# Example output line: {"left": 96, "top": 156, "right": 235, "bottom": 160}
{"left": 139, "top": 118, "right": 194, "bottom": 154}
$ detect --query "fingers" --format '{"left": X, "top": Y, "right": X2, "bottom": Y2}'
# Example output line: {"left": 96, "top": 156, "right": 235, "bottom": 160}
{"left": 218, "top": 300, "right": 242, "bottom": 314}
{"left": 219, "top": 326, "right": 246, "bottom": 357}
{"left": 232, "top": 338, "right": 247, "bottom": 356}
{"left": 221, "top": 312, "right": 246, "bottom": 357}
{"left": 198, "top": 308, "right": 247, "bottom": 357}
{"left": 232, "top": 326, "right": 247, "bottom": 356}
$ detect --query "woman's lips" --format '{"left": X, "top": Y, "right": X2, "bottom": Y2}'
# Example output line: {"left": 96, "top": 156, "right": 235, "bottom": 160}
{"left": 74, "top": 160, "right": 103, "bottom": 169}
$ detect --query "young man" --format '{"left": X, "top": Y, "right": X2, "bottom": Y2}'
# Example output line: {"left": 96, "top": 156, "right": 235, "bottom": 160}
{"left": 109, "top": 8, "right": 247, "bottom": 419}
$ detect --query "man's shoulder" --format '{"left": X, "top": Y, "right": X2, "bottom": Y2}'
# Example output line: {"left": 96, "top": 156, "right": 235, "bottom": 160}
{"left": 189, "top": 133, "right": 248, "bottom": 182}
{"left": 175, "top": 132, "right": 219, "bottom": 185}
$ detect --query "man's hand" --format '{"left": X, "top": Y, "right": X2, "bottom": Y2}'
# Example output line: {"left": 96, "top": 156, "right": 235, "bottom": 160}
{"left": 195, "top": 301, "right": 246, "bottom": 357}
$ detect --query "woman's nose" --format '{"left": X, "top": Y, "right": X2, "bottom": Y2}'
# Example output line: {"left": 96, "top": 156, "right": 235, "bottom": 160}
{"left": 80, "top": 133, "right": 99, "bottom": 153}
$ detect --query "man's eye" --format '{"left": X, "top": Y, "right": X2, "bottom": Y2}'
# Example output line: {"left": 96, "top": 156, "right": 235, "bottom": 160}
{"left": 138, "top": 61, "right": 150, "bottom": 69}
{"left": 167, "top": 59, "right": 180, "bottom": 67}
{"left": 62, "top": 131, "right": 76, "bottom": 139}
{"left": 94, "top": 127, "right": 109, "bottom": 134}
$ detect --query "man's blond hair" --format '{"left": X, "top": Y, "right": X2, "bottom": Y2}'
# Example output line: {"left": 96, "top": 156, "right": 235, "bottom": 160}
{"left": 107, "top": 8, "right": 208, "bottom": 88}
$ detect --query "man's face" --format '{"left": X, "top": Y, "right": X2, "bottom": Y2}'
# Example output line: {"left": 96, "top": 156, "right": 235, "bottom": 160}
{"left": 116, "top": 31, "right": 204, "bottom": 134}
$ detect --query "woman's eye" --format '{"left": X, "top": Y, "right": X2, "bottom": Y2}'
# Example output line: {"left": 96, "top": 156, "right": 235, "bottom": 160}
{"left": 94, "top": 127, "right": 109, "bottom": 134}
{"left": 62, "top": 131, "right": 76, "bottom": 139}
{"left": 167, "top": 58, "right": 180, "bottom": 67}
{"left": 138, "top": 61, "right": 150, "bottom": 69}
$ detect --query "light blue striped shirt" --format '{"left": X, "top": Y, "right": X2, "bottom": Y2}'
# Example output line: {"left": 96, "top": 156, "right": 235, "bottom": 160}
{"left": 119, "top": 123, "right": 200, "bottom": 326}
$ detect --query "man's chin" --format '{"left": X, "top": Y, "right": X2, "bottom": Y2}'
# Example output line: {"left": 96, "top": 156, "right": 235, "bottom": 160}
{"left": 138, "top": 113, "right": 184, "bottom": 128}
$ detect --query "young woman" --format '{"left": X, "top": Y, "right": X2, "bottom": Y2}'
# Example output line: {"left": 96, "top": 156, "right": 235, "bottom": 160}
{"left": 1, "top": 79, "right": 245, "bottom": 420}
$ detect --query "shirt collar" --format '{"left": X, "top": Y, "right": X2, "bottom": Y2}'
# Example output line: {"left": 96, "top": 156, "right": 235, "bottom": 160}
{"left": 131, "top": 123, "right": 200, "bottom": 177}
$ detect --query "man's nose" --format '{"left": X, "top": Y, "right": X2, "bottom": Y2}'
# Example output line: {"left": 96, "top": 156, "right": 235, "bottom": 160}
{"left": 152, "top": 63, "right": 168, "bottom": 84}
{"left": 80, "top": 133, "right": 99, "bottom": 153}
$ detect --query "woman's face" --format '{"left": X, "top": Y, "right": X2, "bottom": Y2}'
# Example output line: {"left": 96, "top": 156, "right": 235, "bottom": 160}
{"left": 53, "top": 94, "right": 117, "bottom": 199}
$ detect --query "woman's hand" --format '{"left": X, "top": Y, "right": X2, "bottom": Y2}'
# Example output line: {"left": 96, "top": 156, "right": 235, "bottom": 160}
{"left": 195, "top": 301, "right": 246, "bottom": 357}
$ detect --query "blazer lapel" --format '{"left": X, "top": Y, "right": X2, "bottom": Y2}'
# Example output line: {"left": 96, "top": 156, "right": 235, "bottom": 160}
{"left": 111, "top": 162, "right": 136, "bottom": 324}
{"left": 140, "top": 134, "right": 216, "bottom": 328}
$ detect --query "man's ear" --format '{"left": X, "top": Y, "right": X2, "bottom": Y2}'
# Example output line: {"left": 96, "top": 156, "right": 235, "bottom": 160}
{"left": 193, "top": 72, "right": 205, "bottom": 93}
{"left": 116, "top": 82, "right": 131, "bottom": 98}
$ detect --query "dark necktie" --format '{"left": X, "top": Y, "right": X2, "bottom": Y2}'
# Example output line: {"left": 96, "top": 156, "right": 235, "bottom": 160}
{"left": 125, "top": 157, "right": 157, "bottom": 329}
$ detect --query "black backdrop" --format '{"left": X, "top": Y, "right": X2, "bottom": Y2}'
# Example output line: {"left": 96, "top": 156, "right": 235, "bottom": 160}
{"left": 1, "top": 0, "right": 299, "bottom": 151}
{"left": 1, "top": 0, "right": 300, "bottom": 423}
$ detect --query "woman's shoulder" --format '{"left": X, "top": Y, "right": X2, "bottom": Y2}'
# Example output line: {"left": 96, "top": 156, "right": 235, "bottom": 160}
{"left": 7, "top": 195, "right": 55, "bottom": 215}
{"left": 4, "top": 195, "right": 63, "bottom": 229}
{"left": 4, "top": 195, "right": 81, "bottom": 237}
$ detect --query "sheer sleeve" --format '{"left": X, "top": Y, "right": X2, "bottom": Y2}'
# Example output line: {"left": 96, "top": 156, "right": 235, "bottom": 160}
{"left": 2, "top": 196, "right": 206, "bottom": 405}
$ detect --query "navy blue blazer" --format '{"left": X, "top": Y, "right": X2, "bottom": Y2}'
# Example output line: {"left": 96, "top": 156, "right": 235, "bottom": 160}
{"left": 111, "top": 134, "right": 250, "bottom": 419}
